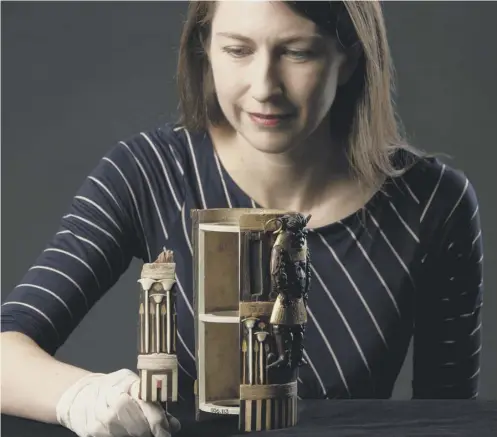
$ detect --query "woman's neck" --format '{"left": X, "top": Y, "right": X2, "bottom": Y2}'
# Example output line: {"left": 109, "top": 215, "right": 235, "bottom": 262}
{"left": 208, "top": 122, "right": 374, "bottom": 228}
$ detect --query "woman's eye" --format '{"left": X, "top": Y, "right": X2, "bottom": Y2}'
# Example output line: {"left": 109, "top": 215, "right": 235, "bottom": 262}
{"left": 284, "top": 49, "right": 314, "bottom": 61}
{"left": 222, "top": 46, "right": 252, "bottom": 58}
{"left": 221, "top": 46, "right": 315, "bottom": 61}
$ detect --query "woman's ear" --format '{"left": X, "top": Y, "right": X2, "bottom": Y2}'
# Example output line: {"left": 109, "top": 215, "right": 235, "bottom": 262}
{"left": 337, "top": 45, "right": 362, "bottom": 86}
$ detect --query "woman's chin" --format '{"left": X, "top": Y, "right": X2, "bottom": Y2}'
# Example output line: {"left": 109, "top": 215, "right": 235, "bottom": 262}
{"left": 240, "top": 129, "right": 302, "bottom": 155}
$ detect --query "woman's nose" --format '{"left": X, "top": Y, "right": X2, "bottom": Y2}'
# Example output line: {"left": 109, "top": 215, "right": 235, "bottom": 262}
{"left": 249, "top": 53, "right": 283, "bottom": 103}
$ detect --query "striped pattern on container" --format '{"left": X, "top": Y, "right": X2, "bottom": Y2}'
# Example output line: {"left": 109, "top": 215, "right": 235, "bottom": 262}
{"left": 239, "top": 396, "right": 298, "bottom": 431}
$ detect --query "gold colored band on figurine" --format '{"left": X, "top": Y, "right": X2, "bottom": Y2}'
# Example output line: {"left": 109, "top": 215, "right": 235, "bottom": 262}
{"left": 240, "top": 301, "right": 275, "bottom": 318}
{"left": 270, "top": 295, "right": 307, "bottom": 325}
{"left": 240, "top": 382, "right": 298, "bottom": 400}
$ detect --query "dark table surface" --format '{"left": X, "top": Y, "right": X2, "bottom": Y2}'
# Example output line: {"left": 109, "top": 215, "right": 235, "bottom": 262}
{"left": 2, "top": 400, "right": 496, "bottom": 437}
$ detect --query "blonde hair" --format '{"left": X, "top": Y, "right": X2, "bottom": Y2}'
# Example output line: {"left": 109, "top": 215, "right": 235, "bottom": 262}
{"left": 177, "top": 1, "right": 424, "bottom": 191}
{"left": 341, "top": 1, "right": 423, "bottom": 190}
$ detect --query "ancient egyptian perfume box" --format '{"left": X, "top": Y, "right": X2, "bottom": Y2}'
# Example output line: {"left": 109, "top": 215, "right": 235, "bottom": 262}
{"left": 191, "top": 208, "right": 311, "bottom": 432}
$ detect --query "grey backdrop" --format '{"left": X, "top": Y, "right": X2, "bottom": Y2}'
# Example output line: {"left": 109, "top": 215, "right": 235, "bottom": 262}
{"left": 2, "top": 1, "right": 496, "bottom": 399}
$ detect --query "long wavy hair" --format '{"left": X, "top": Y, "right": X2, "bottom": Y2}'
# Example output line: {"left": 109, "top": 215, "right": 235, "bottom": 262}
{"left": 176, "top": 1, "right": 424, "bottom": 191}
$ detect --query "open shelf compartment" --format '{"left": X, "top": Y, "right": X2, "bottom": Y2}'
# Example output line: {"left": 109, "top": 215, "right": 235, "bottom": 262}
{"left": 194, "top": 210, "right": 243, "bottom": 416}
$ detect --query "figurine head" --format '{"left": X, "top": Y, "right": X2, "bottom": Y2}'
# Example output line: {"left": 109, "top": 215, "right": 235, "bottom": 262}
{"left": 285, "top": 213, "right": 311, "bottom": 248}
{"left": 265, "top": 213, "right": 311, "bottom": 248}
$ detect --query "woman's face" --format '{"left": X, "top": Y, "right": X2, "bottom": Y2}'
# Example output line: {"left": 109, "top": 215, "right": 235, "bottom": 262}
{"left": 208, "top": 0, "right": 349, "bottom": 154}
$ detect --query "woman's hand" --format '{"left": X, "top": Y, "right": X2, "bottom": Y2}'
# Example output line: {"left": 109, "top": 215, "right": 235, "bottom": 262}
{"left": 56, "top": 369, "right": 180, "bottom": 437}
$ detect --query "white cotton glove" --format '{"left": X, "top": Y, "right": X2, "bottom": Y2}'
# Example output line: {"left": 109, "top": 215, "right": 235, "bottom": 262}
{"left": 55, "top": 369, "right": 181, "bottom": 437}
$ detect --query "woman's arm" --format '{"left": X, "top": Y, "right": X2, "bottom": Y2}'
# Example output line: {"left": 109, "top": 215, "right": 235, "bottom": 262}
{"left": 1, "top": 127, "right": 186, "bottom": 423}
{"left": 413, "top": 170, "right": 483, "bottom": 399}
{"left": 1, "top": 331, "right": 92, "bottom": 423}
{"left": 0, "top": 140, "right": 140, "bottom": 421}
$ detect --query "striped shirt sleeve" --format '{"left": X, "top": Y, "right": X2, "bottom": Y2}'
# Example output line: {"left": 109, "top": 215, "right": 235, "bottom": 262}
{"left": 1, "top": 129, "right": 185, "bottom": 356}
{"left": 413, "top": 168, "right": 483, "bottom": 399}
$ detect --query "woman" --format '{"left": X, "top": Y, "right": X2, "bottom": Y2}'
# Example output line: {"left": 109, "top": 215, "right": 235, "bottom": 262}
{"left": 1, "top": 1, "right": 484, "bottom": 437}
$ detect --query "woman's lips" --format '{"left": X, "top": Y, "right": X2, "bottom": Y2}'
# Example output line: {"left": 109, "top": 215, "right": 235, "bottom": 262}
{"left": 248, "top": 112, "right": 294, "bottom": 127}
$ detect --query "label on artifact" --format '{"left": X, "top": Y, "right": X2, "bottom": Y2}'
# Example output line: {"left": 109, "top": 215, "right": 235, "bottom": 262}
{"left": 209, "top": 407, "right": 231, "bottom": 415}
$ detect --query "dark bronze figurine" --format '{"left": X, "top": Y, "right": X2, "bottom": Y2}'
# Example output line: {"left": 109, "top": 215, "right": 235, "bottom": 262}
{"left": 265, "top": 213, "right": 312, "bottom": 369}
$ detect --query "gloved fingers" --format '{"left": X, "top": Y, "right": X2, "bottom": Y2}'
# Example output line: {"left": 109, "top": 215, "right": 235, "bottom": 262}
{"left": 75, "top": 382, "right": 110, "bottom": 437}
{"left": 135, "top": 399, "right": 174, "bottom": 437}
{"left": 127, "top": 379, "right": 180, "bottom": 435}
{"left": 107, "top": 369, "right": 141, "bottom": 393}
{"left": 164, "top": 410, "right": 181, "bottom": 434}
{"left": 93, "top": 386, "right": 129, "bottom": 437}
{"left": 86, "top": 415, "right": 127, "bottom": 437}
{"left": 55, "top": 373, "right": 104, "bottom": 431}
{"left": 127, "top": 378, "right": 177, "bottom": 436}
{"left": 108, "top": 390, "right": 153, "bottom": 437}
{"left": 128, "top": 378, "right": 141, "bottom": 400}
{"left": 101, "top": 370, "right": 155, "bottom": 436}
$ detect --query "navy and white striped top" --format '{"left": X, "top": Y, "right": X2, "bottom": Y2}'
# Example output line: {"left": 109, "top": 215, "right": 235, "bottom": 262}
{"left": 1, "top": 122, "right": 484, "bottom": 400}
